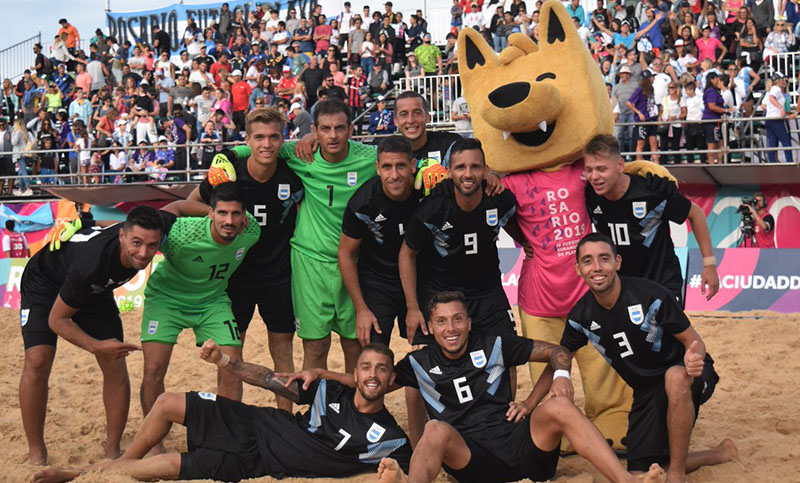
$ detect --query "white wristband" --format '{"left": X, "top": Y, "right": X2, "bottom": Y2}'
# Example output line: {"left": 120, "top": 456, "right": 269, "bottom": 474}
{"left": 553, "top": 369, "right": 571, "bottom": 381}
{"left": 216, "top": 353, "right": 230, "bottom": 368}
{"left": 702, "top": 256, "right": 717, "bottom": 267}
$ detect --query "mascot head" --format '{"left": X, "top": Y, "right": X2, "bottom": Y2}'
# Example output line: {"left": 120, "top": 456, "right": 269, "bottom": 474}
{"left": 457, "top": 1, "right": 613, "bottom": 172}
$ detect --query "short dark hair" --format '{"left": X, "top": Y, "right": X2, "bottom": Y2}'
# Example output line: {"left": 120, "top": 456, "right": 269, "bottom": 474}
{"left": 706, "top": 72, "right": 719, "bottom": 85}
{"left": 449, "top": 137, "right": 485, "bottom": 165}
{"left": 359, "top": 342, "right": 395, "bottom": 367}
{"left": 124, "top": 205, "right": 165, "bottom": 233}
{"left": 575, "top": 233, "right": 618, "bottom": 262}
{"left": 5, "top": 220, "right": 15, "bottom": 231}
{"left": 313, "top": 99, "right": 352, "bottom": 125}
{"left": 428, "top": 291, "right": 468, "bottom": 319}
{"left": 377, "top": 135, "right": 413, "bottom": 161}
{"left": 395, "top": 90, "right": 430, "bottom": 113}
{"left": 584, "top": 134, "right": 620, "bottom": 159}
{"left": 210, "top": 182, "right": 246, "bottom": 209}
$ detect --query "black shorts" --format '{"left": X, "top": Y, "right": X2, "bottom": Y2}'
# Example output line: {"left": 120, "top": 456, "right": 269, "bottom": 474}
{"left": 626, "top": 354, "right": 719, "bottom": 471}
{"left": 179, "top": 391, "right": 267, "bottom": 481}
{"left": 227, "top": 279, "right": 295, "bottom": 334}
{"left": 637, "top": 123, "right": 657, "bottom": 141}
{"left": 0, "top": 157, "right": 14, "bottom": 176}
{"left": 444, "top": 418, "right": 559, "bottom": 483}
{"left": 20, "top": 297, "right": 123, "bottom": 350}
{"left": 414, "top": 288, "right": 515, "bottom": 345}
{"left": 362, "top": 277, "right": 407, "bottom": 344}
{"left": 703, "top": 122, "right": 721, "bottom": 143}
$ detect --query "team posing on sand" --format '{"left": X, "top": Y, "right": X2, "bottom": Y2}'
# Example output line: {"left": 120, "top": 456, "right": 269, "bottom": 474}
{"left": 23, "top": 97, "right": 737, "bottom": 483}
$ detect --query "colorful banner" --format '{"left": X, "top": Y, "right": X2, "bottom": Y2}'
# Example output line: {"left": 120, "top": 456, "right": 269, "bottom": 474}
{"left": 684, "top": 248, "right": 800, "bottom": 313}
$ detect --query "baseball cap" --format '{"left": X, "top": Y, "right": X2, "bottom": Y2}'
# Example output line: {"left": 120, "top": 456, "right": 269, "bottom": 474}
{"left": 385, "top": 1, "right": 393, "bottom": 6}
{"left": 641, "top": 70, "right": 653, "bottom": 78}
{"left": 290, "top": 102, "right": 303, "bottom": 111}
{"left": 619, "top": 65, "right": 632, "bottom": 74}
{"left": 675, "top": 39, "right": 685, "bottom": 46}
{"left": 230, "top": 69, "right": 243, "bottom": 76}
{"left": 282, "top": 65, "right": 291, "bottom": 72}
{"left": 772, "top": 71, "right": 785, "bottom": 81}
{"left": 158, "top": 135, "right": 168, "bottom": 142}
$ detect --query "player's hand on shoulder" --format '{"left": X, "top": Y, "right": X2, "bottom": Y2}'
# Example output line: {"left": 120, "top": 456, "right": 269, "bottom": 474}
{"left": 548, "top": 377, "right": 575, "bottom": 402}
{"left": 199, "top": 339, "right": 222, "bottom": 364}
{"left": 278, "top": 369, "right": 322, "bottom": 390}
{"left": 506, "top": 400, "right": 532, "bottom": 422}
{"left": 414, "top": 158, "right": 448, "bottom": 196}
{"left": 46, "top": 218, "right": 83, "bottom": 251}
{"left": 208, "top": 152, "right": 237, "bottom": 186}
{"left": 405, "top": 308, "right": 427, "bottom": 345}
{"left": 484, "top": 172, "right": 506, "bottom": 196}
{"left": 294, "top": 133, "right": 318, "bottom": 163}
{"left": 93, "top": 339, "right": 141, "bottom": 359}
{"left": 356, "top": 308, "right": 381, "bottom": 346}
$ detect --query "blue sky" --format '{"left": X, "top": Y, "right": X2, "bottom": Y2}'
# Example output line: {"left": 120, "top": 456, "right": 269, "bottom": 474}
{"left": 4, "top": 0, "right": 213, "bottom": 47}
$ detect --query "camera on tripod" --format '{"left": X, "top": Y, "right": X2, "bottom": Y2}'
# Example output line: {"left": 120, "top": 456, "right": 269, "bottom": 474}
{"left": 737, "top": 197, "right": 757, "bottom": 246}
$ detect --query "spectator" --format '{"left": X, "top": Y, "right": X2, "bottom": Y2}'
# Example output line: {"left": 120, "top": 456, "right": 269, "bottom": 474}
{"left": 415, "top": 33, "right": 442, "bottom": 75}
{"left": 329, "top": 62, "right": 346, "bottom": 87}
{"left": 68, "top": 87, "right": 92, "bottom": 126}
{"left": 58, "top": 18, "right": 80, "bottom": 54}
{"left": 174, "top": 50, "right": 192, "bottom": 72}
{"left": 107, "top": 141, "right": 127, "bottom": 183}
{"left": 696, "top": 25, "right": 727, "bottom": 62}
{"left": 188, "top": 58, "right": 213, "bottom": 88}
{"left": 300, "top": 55, "right": 324, "bottom": 106}
{"left": 763, "top": 18, "right": 795, "bottom": 60}
{"left": 162, "top": 108, "right": 191, "bottom": 172}
{"left": 566, "top": 0, "right": 586, "bottom": 26}
{"left": 112, "top": 118, "right": 132, "bottom": 149}
{"left": 346, "top": 65, "right": 367, "bottom": 132}
{"left": 763, "top": 72, "right": 795, "bottom": 163}
{"left": 658, "top": 81, "right": 687, "bottom": 164}
{"left": 452, "top": 0, "right": 465, "bottom": 31}
{"left": 612, "top": 64, "right": 638, "bottom": 155}
{"left": 199, "top": 120, "right": 223, "bottom": 169}
{"left": 2, "top": 220, "right": 30, "bottom": 258}
{"left": 168, "top": 73, "right": 194, "bottom": 117}
{"left": 702, "top": 72, "right": 734, "bottom": 164}
{"left": 229, "top": 70, "right": 251, "bottom": 131}
{"left": 43, "top": 82, "right": 63, "bottom": 114}
{"left": 0, "top": 118, "right": 13, "bottom": 194}
{"left": 152, "top": 25, "right": 171, "bottom": 56}
{"left": 153, "top": 135, "right": 175, "bottom": 174}
{"left": 322, "top": 46, "right": 342, "bottom": 74}
{"left": 750, "top": 0, "right": 774, "bottom": 37}
{"left": 737, "top": 18, "right": 763, "bottom": 69}
{"left": 367, "top": 62, "right": 389, "bottom": 96}
{"left": 295, "top": 17, "right": 316, "bottom": 57}
{"left": 191, "top": 85, "right": 217, "bottom": 129}
{"left": 37, "top": 134, "right": 58, "bottom": 184}
{"left": 360, "top": 31, "right": 376, "bottom": 73}
{"left": 314, "top": 14, "right": 333, "bottom": 54}
{"left": 276, "top": 65, "right": 298, "bottom": 101}
{"left": 348, "top": 17, "right": 366, "bottom": 64}
{"left": 405, "top": 52, "right": 424, "bottom": 78}
{"left": 286, "top": 47, "right": 309, "bottom": 78}
{"left": 210, "top": 52, "right": 232, "bottom": 87}
{"left": 322, "top": 74, "right": 346, "bottom": 101}
{"left": 464, "top": 2, "right": 486, "bottom": 31}
{"left": 286, "top": 7, "right": 301, "bottom": 35}
{"left": 626, "top": 70, "right": 659, "bottom": 162}
{"left": 72, "top": 121, "right": 92, "bottom": 184}
{"left": 451, "top": 95, "right": 473, "bottom": 137}
{"left": 129, "top": 139, "right": 154, "bottom": 175}
{"left": 289, "top": 102, "right": 312, "bottom": 138}
{"left": 219, "top": 3, "right": 232, "bottom": 42}
{"left": 2, "top": 79, "right": 18, "bottom": 123}
{"left": 266, "top": 44, "right": 285, "bottom": 69}
{"left": 640, "top": 7, "right": 666, "bottom": 51}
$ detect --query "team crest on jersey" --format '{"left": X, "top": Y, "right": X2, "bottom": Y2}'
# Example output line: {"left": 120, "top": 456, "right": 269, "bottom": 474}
{"left": 347, "top": 171, "right": 358, "bottom": 186}
{"left": 198, "top": 392, "right": 217, "bottom": 401}
{"left": 20, "top": 308, "right": 29, "bottom": 327}
{"left": 278, "top": 183, "right": 291, "bottom": 200}
{"left": 148, "top": 320, "right": 159, "bottom": 335}
{"left": 470, "top": 350, "right": 487, "bottom": 368}
{"left": 485, "top": 208, "right": 498, "bottom": 227}
{"left": 366, "top": 422, "right": 386, "bottom": 443}
{"left": 236, "top": 247, "right": 245, "bottom": 260}
{"left": 632, "top": 201, "right": 647, "bottom": 219}
{"left": 628, "top": 304, "right": 644, "bottom": 325}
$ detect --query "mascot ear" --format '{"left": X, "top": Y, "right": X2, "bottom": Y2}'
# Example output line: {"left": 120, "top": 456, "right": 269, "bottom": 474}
{"left": 458, "top": 28, "right": 499, "bottom": 73}
{"left": 540, "top": 1, "right": 584, "bottom": 51}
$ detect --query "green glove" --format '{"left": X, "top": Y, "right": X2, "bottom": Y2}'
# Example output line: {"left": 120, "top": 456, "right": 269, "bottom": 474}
{"left": 47, "top": 219, "right": 82, "bottom": 252}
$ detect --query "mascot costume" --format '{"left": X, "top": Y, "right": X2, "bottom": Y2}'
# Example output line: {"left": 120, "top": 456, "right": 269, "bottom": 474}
{"left": 457, "top": 0, "right": 675, "bottom": 450}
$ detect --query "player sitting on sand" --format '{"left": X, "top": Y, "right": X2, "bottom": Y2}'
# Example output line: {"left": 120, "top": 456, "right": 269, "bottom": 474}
{"left": 30, "top": 341, "right": 412, "bottom": 483}
{"left": 561, "top": 233, "right": 738, "bottom": 483}
{"left": 289, "top": 291, "right": 666, "bottom": 483}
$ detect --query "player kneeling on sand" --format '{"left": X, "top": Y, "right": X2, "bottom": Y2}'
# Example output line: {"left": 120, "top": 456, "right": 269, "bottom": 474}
{"left": 30, "top": 340, "right": 411, "bottom": 482}
{"left": 560, "top": 233, "right": 738, "bottom": 483}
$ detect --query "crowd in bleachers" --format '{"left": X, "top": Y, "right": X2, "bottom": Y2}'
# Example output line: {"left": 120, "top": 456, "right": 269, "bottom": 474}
{"left": 0, "top": 0, "right": 797, "bottom": 194}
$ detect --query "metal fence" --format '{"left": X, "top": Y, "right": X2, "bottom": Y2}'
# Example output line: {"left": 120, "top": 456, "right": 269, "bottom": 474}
{"left": 768, "top": 52, "right": 800, "bottom": 108}
{"left": 394, "top": 74, "right": 463, "bottom": 127}
{"left": 0, "top": 33, "right": 42, "bottom": 82}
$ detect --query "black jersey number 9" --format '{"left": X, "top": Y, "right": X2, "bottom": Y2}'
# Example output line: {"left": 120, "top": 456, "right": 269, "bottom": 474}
{"left": 208, "top": 263, "right": 230, "bottom": 280}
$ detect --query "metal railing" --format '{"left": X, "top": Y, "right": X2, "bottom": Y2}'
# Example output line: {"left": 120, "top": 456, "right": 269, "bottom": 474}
{"left": 768, "top": 52, "right": 800, "bottom": 108}
{"left": 395, "top": 74, "right": 462, "bottom": 126}
{"left": 0, "top": 33, "right": 42, "bottom": 82}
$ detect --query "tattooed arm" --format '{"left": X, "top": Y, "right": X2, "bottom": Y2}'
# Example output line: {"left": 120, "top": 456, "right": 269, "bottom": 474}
{"left": 527, "top": 340, "right": 575, "bottom": 402}
{"left": 199, "top": 339, "right": 300, "bottom": 402}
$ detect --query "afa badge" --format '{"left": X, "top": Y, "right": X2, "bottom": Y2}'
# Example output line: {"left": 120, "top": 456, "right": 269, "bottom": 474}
{"left": 470, "top": 350, "right": 487, "bottom": 368}
{"left": 198, "top": 392, "right": 217, "bottom": 401}
{"left": 485, "top": 208, "right": 498, "bottom": 227}
{"left": 20, "top": 308, "right": 29, "bottom": 327}
{"left": 347, "top": 171, "right": 358, "bottom": 187}
{"left": 366, "top": 422, "right": 386, "bottom": 443}
{"left": 632, "top": 201, "right": 647, "bottom": 219}
{"left": 236, "top": 247, "right": 245, "bottom": 260}
{"left": 628, "top": 304, "right": 644, "bottom": 325}
{"left": 148, "top": 320, "right": 159, "bottom": 335}
{"left": 278, "top": 183, "right": 290, "bottom": 200}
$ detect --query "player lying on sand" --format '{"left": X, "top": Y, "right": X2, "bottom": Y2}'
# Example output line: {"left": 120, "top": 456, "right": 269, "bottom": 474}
{"left": 30, "top": 341, "right": 412, "bottom": 483}
{"left": 287, "top": 291, "right": 667, "bottom": 483}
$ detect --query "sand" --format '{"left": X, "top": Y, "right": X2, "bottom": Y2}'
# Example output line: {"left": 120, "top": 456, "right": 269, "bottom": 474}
{"left": 1, "top": 308, "right": 799, "bottom": 483}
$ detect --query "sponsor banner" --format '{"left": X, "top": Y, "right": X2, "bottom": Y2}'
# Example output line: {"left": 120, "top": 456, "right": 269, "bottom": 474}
{"left": 684, "top": 248, "right": 800, "bottom": 313}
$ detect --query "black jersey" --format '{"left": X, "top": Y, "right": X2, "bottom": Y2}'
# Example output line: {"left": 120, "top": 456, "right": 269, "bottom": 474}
{"left": 20, "top": 211, "right": 176, "bottom": 309}
{"left": 199, "top": 156, "right": 304, "bottom": 285}
{"left": 251, "top": 379, "right": 411, "bottom": 478}
{"left": 405, "top": 179, "right": 516, "bottom": 297}
{"left": 413, "top": 130, "right": 462, "bottom": 168}
{"left": 342, "top": 176, "right": 423, "bottom": 285}
{"left": 561, "top": 276, "right": 692, "bottom": 391}
{"left": 394, "top": 333, "right": 533, "bottom": 443}
{"left": 586, "top": 174, "right": 691, "bottom": 296}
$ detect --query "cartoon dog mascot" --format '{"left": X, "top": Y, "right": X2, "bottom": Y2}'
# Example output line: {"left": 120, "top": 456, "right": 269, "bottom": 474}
{"left": 457, "top": 1, "right": 675, "bottom": 450}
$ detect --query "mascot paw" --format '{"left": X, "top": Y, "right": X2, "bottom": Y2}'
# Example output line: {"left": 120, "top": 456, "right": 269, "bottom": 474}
{"left": 624, "top": 160, "right": 677, "bottom": 186}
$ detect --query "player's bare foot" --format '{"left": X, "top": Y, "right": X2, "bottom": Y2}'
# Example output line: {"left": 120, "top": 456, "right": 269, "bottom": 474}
{"left": 104, "top": 442, "right": 122, "bottom": 460}
{"left": 29, "top": 467, "right": 80, "bottom": 483}
{"left": 28, "top": 447, "right": 47, "bottom": 466}
{"left": 377, "top": 458, "right": 408, "bottom": 483}
{"left": 717, "top": 438, "right": 739, "bottom": 462}
{"left": 631, "top": 463, "right": 666, "bottom": 483}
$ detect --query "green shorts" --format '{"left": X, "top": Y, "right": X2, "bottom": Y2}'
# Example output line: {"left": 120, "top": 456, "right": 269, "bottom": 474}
{"left": 141, "top": 298, "right": 242, "bottom": 347}
{"left": 291, "top": 249, "right": 356, "bottom": 340}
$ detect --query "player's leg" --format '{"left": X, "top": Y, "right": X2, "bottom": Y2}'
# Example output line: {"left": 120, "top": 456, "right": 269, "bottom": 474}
{"left": 94, "top": 354, "right": 131, "bottom": 459}
{"left": 140, "top": 302, "right": 183, "bottom": 417}
{"left": 266, "top": 331, "right": 295, "bottom": 410}
{"left": 124, "top": 392, "right": 187, "bottom": 459}
{"left": 257, "top": 282, "right": 296, "bottom": 412}
{"left": 332, "top": 259, "right": 360, "bottom": 374}
{"left": 19, "top": 344, "right": 56, "bottom": 465}
{"left": 292, "top": 250, "right": 336, "bottom": 370}
{"left": 30, "top": 454, "right": 182, "bottom": 483}
{"left": 226, "top": 282, "right": 258, "bottom": 402}
{"left": 192, "top": 303, "right": 244, "bottom": 401}
{"left": 140, "top": 342, "right": 175, "bottom": 416}
{"left": 407, "top": 420, "right": 472, "bottom": 483}
{"left": 530, "top": 396, "right": 664, "bottom": 483}
{"left": 405, "top": 386, "right": 427, "bottom": 448}
{"left": 662, "top": 365, "right": 694, "bottom": 481}
{"left": 19, "top": 304, "right": 58, "bottom": 465}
